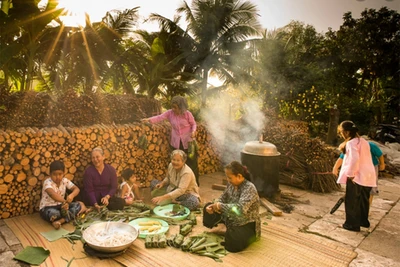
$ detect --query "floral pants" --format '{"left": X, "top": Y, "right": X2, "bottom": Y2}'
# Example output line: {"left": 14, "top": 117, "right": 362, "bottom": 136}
{"left": 40, "top": 202, "right": 81, "bottom": 223}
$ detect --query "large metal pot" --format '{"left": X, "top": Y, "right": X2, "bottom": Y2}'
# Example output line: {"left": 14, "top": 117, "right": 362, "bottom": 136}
{"left": 241, "top": 140, "right": 280, "bottom": 198}
{"left": 83, "top": 221, "right": 139, "bottom": 253}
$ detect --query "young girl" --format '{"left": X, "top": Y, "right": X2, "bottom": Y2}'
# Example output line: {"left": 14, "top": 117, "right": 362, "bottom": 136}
{"left": 336, "top": 121, "right": 376, "bottom": 232}
{"left": 39, "top": 160, "right": 86, "bottom": 229}
{"left": 203, "top": 161, "right": 260, "bottom": 252}
{"left": 119, "top": 168, "right": 142, "bottom": 205}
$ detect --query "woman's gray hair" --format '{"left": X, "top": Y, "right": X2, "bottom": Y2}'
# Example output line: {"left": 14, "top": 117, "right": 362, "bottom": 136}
{"left": 171, "top": 96, "right": 188, "bottom": 112}
{"left": 171, "top": 149, "right": 187, "bottom": 162}
{"left": 92, "top": 147, "right": 104, "bottom": 155}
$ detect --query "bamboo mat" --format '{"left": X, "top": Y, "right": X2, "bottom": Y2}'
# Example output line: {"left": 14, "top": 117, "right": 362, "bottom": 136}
{"left": 114, "top": 222, "right": 357, "bottom": 267}
{"left": 5, "top": 214, "right": 357, "bottom": 267}
{"left": 4, "top": 213, "right": 116, "bottom": 267}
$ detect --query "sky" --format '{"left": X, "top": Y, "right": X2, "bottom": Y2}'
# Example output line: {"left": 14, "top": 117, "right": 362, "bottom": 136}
{"left": 55, "top": 0, "right": 400, "bottom": 33}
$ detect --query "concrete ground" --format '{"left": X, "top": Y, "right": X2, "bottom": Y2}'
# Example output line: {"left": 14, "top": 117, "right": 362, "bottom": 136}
{"left": 0, "top": 172, "right": 399, "bottom": 266}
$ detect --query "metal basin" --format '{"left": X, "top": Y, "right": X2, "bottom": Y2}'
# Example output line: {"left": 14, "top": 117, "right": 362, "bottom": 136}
{"left": 82, "top": 221, "right": 139, "bottom": 253}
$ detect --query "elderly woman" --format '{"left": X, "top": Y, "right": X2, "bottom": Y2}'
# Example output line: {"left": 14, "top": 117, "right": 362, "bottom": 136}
{"left": 142, "top": 96, "right": 200, "bottom": 186}
{"left": 203, "top": 161, "right": 260, "bottom": 252}
{"left": 82, "top": 147, "right": 122, "bottom": 211}
{"left": 151, "top": 150, "right": 200, "bottom": 211}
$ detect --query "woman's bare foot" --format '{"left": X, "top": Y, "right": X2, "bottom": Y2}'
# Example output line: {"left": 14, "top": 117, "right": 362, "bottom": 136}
{"left": 209, "top": 224, "right": 227, "bottom": 235}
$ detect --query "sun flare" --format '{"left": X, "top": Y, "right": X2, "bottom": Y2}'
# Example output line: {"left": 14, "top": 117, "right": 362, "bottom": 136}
{"left": 57, "top": 0, "right": 91, "bottom": 26}
{"left": 39, "top": 0, "right": 97, "bottom": 26}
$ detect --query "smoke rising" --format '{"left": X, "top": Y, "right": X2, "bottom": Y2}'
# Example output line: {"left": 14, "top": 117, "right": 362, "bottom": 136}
{"left": 200, "top": 90, "right": 267, "bottom": 165}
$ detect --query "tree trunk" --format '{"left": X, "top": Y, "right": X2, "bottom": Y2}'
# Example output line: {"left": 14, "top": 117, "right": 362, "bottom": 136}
{"left": 326, "top": 106, "right": 340, "bottom": 145}
{"left": 201, "top": 68, "right": 209, "bottom": 108}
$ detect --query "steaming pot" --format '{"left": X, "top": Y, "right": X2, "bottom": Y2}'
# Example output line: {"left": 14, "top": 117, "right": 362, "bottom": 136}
{"left": 241, "top": 140, "right": 280, "bottom": 198}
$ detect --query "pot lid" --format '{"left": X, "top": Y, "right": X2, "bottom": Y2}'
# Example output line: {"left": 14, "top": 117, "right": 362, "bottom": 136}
{"left": 242, "top": 141, "right": 280, "bottom": 156}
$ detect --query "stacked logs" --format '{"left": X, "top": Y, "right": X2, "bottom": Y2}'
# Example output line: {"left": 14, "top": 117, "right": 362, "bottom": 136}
{"left": 0, "top": 123, "right": 221, "bottom": 219}
{"left": 263, "top": 119, "right": 341, "bottom": 193}
{"left": 0, "top": 91, "right": 161, "bottom": 129}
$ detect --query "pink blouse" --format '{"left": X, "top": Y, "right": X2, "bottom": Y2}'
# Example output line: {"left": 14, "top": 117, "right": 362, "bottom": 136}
{"left": 149, "top": 109, "right": 196, "bottom": 149}
{"left": 337, "top": 137, "right": 376, "bottom": 187}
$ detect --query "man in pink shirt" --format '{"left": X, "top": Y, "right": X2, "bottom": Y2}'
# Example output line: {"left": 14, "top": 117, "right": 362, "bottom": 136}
{"left": 142, "top": 96, "right": 199, "bottom": 185}
{"left": 337, "top": 121, "right": 376, "bottom": 232}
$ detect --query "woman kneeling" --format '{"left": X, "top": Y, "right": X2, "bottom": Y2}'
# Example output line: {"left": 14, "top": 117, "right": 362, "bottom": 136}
{"left": 151, "top": 150, "right": 200, "bottom": 211}
{"left": 203, "top": 161, "right": 260, "bottom": 252}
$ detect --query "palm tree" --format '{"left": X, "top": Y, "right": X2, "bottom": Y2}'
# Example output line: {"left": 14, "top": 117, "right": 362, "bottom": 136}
{"left": 132, "top": 17, "right": 199, "bottom": 99}
{"left": 171, "top": 0, "right": 262, "bottom": 106}
{"left": 0, "top": 0, "right": 63, "bottom": 91}
{"left": 148, "top": 0, "right": 262, "bottom": 106}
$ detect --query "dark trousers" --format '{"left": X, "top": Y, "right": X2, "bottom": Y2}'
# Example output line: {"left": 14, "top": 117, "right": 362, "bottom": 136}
{"left": 202, "top": 203, "right": 256, "bottom": 252}
{"left": 344, "top": 179, "right": 371, "bottom": 230}
{"left": 172, "top": 141, "right": 200, "bottom": 186}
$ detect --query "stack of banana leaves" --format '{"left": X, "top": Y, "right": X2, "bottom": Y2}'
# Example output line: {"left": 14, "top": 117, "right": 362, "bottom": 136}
{"left": 167, "top": 232, "right": 227, "bottom": 262}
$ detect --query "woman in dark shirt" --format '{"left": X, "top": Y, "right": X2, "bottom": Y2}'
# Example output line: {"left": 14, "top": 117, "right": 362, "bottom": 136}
{"left": 82, "top": 147, "right": 119, "bottom": 211}
{"left": 203, "top": 161, "right": 260, "bottom": 252}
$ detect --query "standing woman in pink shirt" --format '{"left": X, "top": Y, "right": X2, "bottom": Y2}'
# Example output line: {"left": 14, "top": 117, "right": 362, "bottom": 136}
{"left": 142, "top": 96, "right": 199, "bottom": 185}
{"left": 336, "top": 121, "right": 376, "bottom": 232}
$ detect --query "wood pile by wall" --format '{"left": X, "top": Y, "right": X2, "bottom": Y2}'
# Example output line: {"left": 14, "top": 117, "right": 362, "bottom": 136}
{"left": 0, "top": 123, "right": 222, "bottom": 219}
{"left": 0, "top": 90, "right": 161, "bottom": 129}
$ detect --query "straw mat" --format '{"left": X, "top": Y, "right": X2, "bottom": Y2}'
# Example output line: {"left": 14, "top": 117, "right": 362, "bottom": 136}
{"left": 113, "top": 222, "right": 357, "bottom": 267}
{"left": 5, "top": 213, "right": 357, "bottom": 267}
{"left": 4, "top": 213, "right": 116, "bottom": 267}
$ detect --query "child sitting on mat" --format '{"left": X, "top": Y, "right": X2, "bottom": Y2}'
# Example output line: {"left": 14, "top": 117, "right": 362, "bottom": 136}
{"left": 119, "top": 168, "right": 143, "bottom": 205}
{"left": 39, "top": 160, "right": 87, "bottom": 229}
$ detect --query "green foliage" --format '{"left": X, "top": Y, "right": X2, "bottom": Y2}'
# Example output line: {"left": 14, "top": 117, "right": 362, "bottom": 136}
{"left": 279, "top": 86, "right": 332, "bottom": 135}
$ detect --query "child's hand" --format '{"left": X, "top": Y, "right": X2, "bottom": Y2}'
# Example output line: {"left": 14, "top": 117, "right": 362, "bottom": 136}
{"left": 379, "top": 163, "right": 385, "bottom": 171}
{"left": 61, "top": 202, "right": 69, "bottom": 210}
{"left": 66, "top": 195, "right": 73, "bottom": 203}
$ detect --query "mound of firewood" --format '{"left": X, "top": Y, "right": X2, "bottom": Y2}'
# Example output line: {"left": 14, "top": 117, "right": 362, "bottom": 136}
{"left": 0, "top": 90, "right": 161, "bottom": 129}
{"left": 263, "top": 120, "right": 341, "bottom": 193}
{"left": 0, "top": 123, "right": 221, "bottom": 219}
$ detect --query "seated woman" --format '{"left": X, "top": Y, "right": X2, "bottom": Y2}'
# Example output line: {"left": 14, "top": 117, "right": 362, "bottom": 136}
{"left": 119, "top": 168, "right": 143, "bottom": 205}
{"left": 151, "top": 150, "right": 200, "bottom": 211}
{"left": 203, "top": 161, "right": 260, "bottom": 252}
{"left": 82, "top": 147, "right": 124, "bottom": 211}
{"left": 39, "top": 160, "right": 86, "bottom": 229}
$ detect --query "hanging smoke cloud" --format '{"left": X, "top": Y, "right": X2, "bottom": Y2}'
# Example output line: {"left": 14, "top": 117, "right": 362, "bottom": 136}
{"left": 200, "top": 92, "right": 267, "bottom": 165}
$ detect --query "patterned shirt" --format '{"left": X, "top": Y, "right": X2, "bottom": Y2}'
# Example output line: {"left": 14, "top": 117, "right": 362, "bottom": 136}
{"left": 149, "top": 109, "right": 196, "bottom": 149}
{"left": 218, "top": 179, "right": 261, "bottom": 239}
{"left": 39, "top": 177, "right": 75, "bottom": 210}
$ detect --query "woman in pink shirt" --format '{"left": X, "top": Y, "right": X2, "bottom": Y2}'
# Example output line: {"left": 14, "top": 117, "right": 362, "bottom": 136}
{"left": 142, "top": 96, "right": 199, "bottom": 185}
{"left": 337, "top": 121, "right": 376, "bottom": 232}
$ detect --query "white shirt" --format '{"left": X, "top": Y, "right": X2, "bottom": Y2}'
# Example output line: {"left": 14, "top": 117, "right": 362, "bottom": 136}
{"left": 39, "top": 177, "right": 75, "bottom": 210}
{"left": 119, "top": 181, "right": 135, "bottom": 199}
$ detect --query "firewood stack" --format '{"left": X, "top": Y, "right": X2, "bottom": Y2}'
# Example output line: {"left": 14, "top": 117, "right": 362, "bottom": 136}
{"left": 263, "top": 119, "right": 341, "bottom": 193}
{"left": 0, "top": 91, "right": 161, "bottom": 129}
{"left": 0, "top": 123, "right": 221, "bottom": 219}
